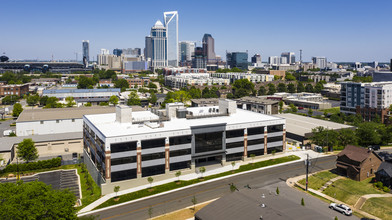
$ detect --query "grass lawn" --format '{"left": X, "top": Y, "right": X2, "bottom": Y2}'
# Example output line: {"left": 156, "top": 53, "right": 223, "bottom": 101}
{"left": 152, "top": 202, "right": 211, "bottom": 220}
{"left": 298, "top": 170, "right": 339, "bottom": 190}
{"left": 323, "top": 177, "right": 384, "bottom": 205}
{"left": 322, "top": 107, "right": 340, "bottom": 115}
{"left": 361, "top": 197, "right": 392, "bottom": 220}
{"left": 95, "top": 155, "right": 300, "bottom": 210}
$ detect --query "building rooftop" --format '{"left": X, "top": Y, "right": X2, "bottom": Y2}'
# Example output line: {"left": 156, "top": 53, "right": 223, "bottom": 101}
{"left": 190, "top": 98, "right": 219, "bottom": 104}
{"left": 16, "top": 106, "right": 117, "bottom": 122}
{"left": 337, "top": 145, "right": 380, "bottom": 163}
{"left": 84, "top": 107, "right": 284, "bottom": 138}
{"left": 236, "top": 96, "right": 279, "bottom": 105}
{"left": 275, "top": 113, "right": 354, "bottom": 138}
{"left": 42, "top": 88, "right": 120, "bottom": 95}
{"left": 195, "top": 189, "right": 323, "bottom": 220}
{"left": 0, "top": 132, "right": 82, "bottom": 152}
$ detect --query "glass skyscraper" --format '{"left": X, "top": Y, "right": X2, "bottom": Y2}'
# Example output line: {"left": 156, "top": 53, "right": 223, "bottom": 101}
{"left": 151, "top": 20, "right": 167, "bottom": 68}
{"left": 82, "top": 40, "right": 89, "bottom": 65}
{"left": 164, "top": 11, "right": 178, "bottom": 67}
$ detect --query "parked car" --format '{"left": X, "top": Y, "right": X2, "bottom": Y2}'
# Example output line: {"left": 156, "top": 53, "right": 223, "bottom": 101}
{"left": 329, "top": 203, "right": 352, "bottom": 216}
{"left": 368, "top": 145, "right": 380, "bottom": 151}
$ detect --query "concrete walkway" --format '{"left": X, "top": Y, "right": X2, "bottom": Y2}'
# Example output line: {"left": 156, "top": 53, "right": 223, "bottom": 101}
{"left": 78, "top": 150, "right": 323, "bottom": 214}
{"left": 287, "top": 174, "right": 381, "bottom": 220}
{"left": 318, "top": 176, "right": 343, "bottom": 192}
{"left": 354, "top": 193, "right": 392, "bottom": 209}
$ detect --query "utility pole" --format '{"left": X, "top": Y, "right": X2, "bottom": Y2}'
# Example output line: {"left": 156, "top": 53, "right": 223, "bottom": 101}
{"left": 305, "top": 154, "right": 309, "bottom": 191}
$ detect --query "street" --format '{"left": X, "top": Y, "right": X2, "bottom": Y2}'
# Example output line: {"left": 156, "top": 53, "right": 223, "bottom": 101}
{"left": 86, "top": 155, "right": 339, "bottom": 220}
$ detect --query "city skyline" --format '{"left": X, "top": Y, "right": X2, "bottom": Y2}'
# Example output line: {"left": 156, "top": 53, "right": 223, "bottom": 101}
{"left": 1, "top": 0, "right": 392, "bottom": 62}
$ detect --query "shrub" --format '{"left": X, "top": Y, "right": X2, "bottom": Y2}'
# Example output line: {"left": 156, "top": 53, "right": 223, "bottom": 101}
{"left": 374, "top": 181, "right": 383, "bottom": 189}
{"left": 383, "top": 186, "right": 390, "bottom": 192}
{"left": 1, "top": 157, "right": 61, "bottom": 174}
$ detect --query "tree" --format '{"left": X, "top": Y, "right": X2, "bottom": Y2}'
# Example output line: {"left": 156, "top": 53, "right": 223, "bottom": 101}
{"left": 356, "top": 122, "right": 382, "bottom": 147}
{"left": 149, "top": 92, "right": 157, "bottom": 105}
{"left": 0, "top": 181, "right": 77, "bottom": 219}
{"left": 285, "top": 72, "right": 296, "bottom": 81}
{"left": 230, "top": 183, "right": 237, "bottom": 192}
{"left": 77, "top": 75, "right": 96, "bottom": 89}
{"left": 314, "top": 82, "right": 324, "bottom": 93}
{"left": 2, "top": 95, "right": 20, "bottom": 105}
{"left": 277, "top": 83, "right": 287, "bottom": 92}
{"left": 147, "top": 177, "right": 154, "bottom": 188}
{"left": 114, "top": 186, "right": 120, "bottom": 198}
{"left": 287, "top": 83, "right": 296, "bottom": 93}
{"left": 148, "top": 206, "right": 153, "bottom": 219}
{"left": 39, "top": 96, "right": 49, "bottom": 106}
{"left": 26, "top": 94, "right": 40, "bottom": 106}
{"left": 267, "top": 83, "right": 276, "bottom": 95}
{"left": 258, "top": 86, "right": 266, "bottom": 96}
{"left": 148, "top": 82, "right": 157, "bottom": 89}
{"left": 276, "top": 187, "right": 280, "bottom": 195}
{"left": 305, "top": 84, "right": 314, "bottom": 93}
{"left": 289, "top": 103, "right": 297, "bottom": 113}
{"left": 175, "top": 90, "right": 191, "bottom": 103}
{"left": 231, "top": 161, "right": 236, "bottom": 171}
{"left": 191, "top": 196, "right": 197, "bottom": 212}
{"left": 301, "top": 198, "right": 305, "bottom": 206}
{"left": 337, "top": 129, "right": 357, "bottom": 147}
{"left": 297, "top": 82, "right": 305, "bottom": 93}
{"left": 308, "top": 108, "right": 313, "bottom": 116}
{"left": 45, "top": 97, "right": 61, "bottom": 108}
{"left": 309, "top": 126, "right": 339, "bottom": 151}
{"left": 279, "top": 101, "right": 284, "bottom": 114}
{"left": 65, "top": 96, "right": 75, "bottom": 107}
{"left": 17, "top": 138, "right": 38, "bottom": 162}
{"left": 127, "top": 91, "right": 141, "bottom": 106}
{"left": 109, "top": 95, "right": 119, "bottom": 105}
{"left": 199, "top": 167, "right": 206, "bottom": 178}
{"left": 175, "top": 171, "right": 181, "bottom": 182}
{"left": 188, "top": 86, "right": 201, "bottom": 99}
{"left": 232, "top": 79, "right": 254, "bottom": 98}
{"left": 114, "top": 79, "right": 129, "bottom": 91}
{"left": 250, "top": 154, "right": 256, "bottom": 163}
{"left": 12, "top": 103, "right": 23, "bottom": 117}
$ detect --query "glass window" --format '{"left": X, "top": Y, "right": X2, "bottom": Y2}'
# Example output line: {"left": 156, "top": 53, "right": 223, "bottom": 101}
{"left": 40, "top": 121, "right": 44, "bottom": 124}
{"left": 247, "top": 138, "right": 264, "bottom": 146}
{"left": 111, "top": 156, "right": 137, "bottom": 166}
{"left": 195, "top": 132, "right": 223, "bottom": 153}
{"left": 141, "top": 138, "right": 165, "bottom": 149}
{"left": 169, "top": 135, "right": 192, "bottom": 146}
{"left": 226, "top": 129, "right": 244, "bottom": 139}
{"left": 170, "top": 161, "right": 190, "bottom": 171}
{"left": 247, "top": 149, "right": 264, "bottom": 157}
{"left": 111, "top": 169, "right": 137, "bottom": 182}
{"left": 170, "top": 149, "right": 191, "bottom": 157}
{"left": 268, "top": 125, "right": 283, "bottom": 133}
{"left": 226, "top": 141, "right": 244, "bottom": 149}
{"left": 248, "top": 127, "right": 264, "bottom": 136}
{"left": 267, "top": 136, "right": 283, "bottom": 143}
{"left": 142, "top": 152, "right": 165, "bottom": 161}
{"left": 111, "top": 141, "right": 137, "bottom": 153}
{"left": 142, "top": 165, "right": 165, "bottom": 177}
{"left": 226, "top": 152, "right": 243, "bottom": 162}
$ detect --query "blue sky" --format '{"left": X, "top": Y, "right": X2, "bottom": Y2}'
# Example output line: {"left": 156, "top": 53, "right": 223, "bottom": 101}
{"left": 1, "top": 0, "right": 391, "bottom": 62}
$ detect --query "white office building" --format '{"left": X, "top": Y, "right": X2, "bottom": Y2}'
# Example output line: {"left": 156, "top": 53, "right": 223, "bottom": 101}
{"left": 312, "top": 57, "right": 327, "bottom": 69}
{"left": 164, "top": 11, "right": 179, "bottom": 67}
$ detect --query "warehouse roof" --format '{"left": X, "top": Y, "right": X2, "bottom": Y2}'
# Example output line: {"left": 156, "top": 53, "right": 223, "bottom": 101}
{"left": 16, "top": 106, "right": 116, "bottom": 122}
{"left": 0, "top": 132, "right": 82, "bottom": 152}
{"left": 275, "top": 113, "right": 354, "bottom": 138}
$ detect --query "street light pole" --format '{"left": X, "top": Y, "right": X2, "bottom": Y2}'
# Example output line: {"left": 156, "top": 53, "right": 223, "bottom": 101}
{"left": 305, "top": 154, "right": 309, "bottom": 191}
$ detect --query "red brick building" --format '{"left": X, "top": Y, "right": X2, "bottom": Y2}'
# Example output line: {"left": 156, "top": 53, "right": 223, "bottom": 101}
{"left": 336, "top": 145, "right": 382, "bottom": 181}
{"left": 0, "top": 84, "right": 29, "bottom": 97}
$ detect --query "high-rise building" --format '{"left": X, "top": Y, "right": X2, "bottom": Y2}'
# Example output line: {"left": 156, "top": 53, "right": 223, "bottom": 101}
{"left": 192, "top": 47, "right": 206, "bottom": 68}
{"left": 100, "top": 49, "right": 109, "bottom": 55}
{"left": 268, "top": 56, "right": 280, "bottom": 65}
{"left": 251, "top": 54, "right": 262, "bottom": 66}
{"left": 179, "top": 41, "right": 195, "bottom": 64}
{"left": 82, "top": 40, "right": 89, "bottom": 66}
{"left": 113, "top": 49, "right": 123, "bottom": 56}
{"left": 150, "top": 20, "right": 168, "bottom": 68}
{"left": 202, "top": 34, "right": 216, "bottom": 64}
{"left": 281, "top": 52, "right": 295, "bottom": 64}
{"left": 144, "top": 36, "right": 153, "bottom": 60}
{"left": 226, "top": 52, "right": 248, "bottom": 70}
{"left": 312, "top": 57, "right": 327, "bottom": 69}
{"left": 164, "top": 11, "right": 178, "bottom": 67}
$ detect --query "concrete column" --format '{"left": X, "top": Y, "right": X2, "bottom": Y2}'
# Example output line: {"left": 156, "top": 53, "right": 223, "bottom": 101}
{"left": 221, "top": 131, "right": 226, "bottom": 166}
{"left": 264, "top": 127, "right": 268, "bottom": 155}
{"left": 283, "top": 124, "right": 286, "bottom": 152}
{"left": 243, "top": 128, "right": 248, "bottom": 160}
{"left": 165, "top": 137, "right": 170, "bottom": 174}
{"left": 105, "top": 150, "right": 111, "bottom": 183}
{"left": 136, "top": 141, "right": 142, "bottom": 178}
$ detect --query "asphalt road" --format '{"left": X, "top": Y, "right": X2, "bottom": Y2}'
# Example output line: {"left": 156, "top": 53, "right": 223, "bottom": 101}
{"left": 87, "top": 155, "right": 338, "bottom": 220}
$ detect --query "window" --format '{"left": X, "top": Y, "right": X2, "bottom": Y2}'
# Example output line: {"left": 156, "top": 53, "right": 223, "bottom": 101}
{"left": 142, "top": 152, "right": 165, "bottom": 161}
{"left": 195, "top": 132, "right": 222, "bottom": 153}
{"left": 142, "top": 165, "right": 165, "bottom": 177}
{"left": 267, "top": 136, "right": 283, "bottom": 143}
{"left": 170, "top": 161, "right": 190, "bottom": 171}
{"left": 56, "top": 120, "right": 60, "bottom": 123}
{"left": 170, "top": 149, "right": 191, "bottom": 157}
{"left": 72, "top": 119, "right": 75, "bottom": 122}
{"left": 169, "top": 135, "right": 191, "bottom": 146}
{"left": 111, "top": 169, "right": 137, "bottom": 182}
{"left": 226, "top": 152, "right": 243, "bottom": 162}
{"left": 247, "top": 138, "right": 264, "bottom": 146}
{"left": 267, "top": 125, "right": 283, "bottom": 133}
{"left": 111, "top": 156, "right": 137, "bottom": 166}
{"left": 111, "top": 141, "right": 137, "bottom": 153}
{"left": 40, "top": 121, "right": 44, "bottom": 124}
{"left": 141, "top": 138, "right": 165, "bottom": 149}
{"left": 248, "top": 127, "right": 264, "bottom": 136}
{"left": 226, "top": 129, "right": 244, "bottom": 139}
{"left": 247, "top": 149, "right": 264, "bottom": 157}
{"left": 226, "top": 141, "right": 244, "bottom": 149}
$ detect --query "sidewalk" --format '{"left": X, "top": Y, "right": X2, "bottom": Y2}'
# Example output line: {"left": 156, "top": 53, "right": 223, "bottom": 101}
{"left": 78, "top": 149, "right": 326, "bottom": 214}
{"left": 287, "top": 174, "right": 381, "bottom": 220}
{"left": 354, "top": 193, "right": 392, "bottom": 209}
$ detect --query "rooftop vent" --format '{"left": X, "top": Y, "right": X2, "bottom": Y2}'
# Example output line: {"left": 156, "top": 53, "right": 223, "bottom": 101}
{"left": 116, "top": 105, "right": 132, "bottom": 124}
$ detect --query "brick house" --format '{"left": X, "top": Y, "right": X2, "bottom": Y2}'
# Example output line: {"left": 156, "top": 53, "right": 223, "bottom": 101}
{"left": 375, "top": 162, "right": 392, "bottom": 188}
{"left": 336, "top": 145, "right": 382, "bottom": 181}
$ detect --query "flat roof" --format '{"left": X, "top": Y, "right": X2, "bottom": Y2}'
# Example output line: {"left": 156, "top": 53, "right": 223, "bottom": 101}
{"left": 85, "top": 107, "right": 285, "bottom": 138}
{"left": 0, "top": 132, "right": 82, "bottom": 152}
{"left": 236, "top": 96, "right": 279, "bottom": 105}
{"left": 16, "top": 106, "right": 116, "bottom": 122}
{"left": 42, "top": 88, "right": 120, "bottom": 94}
{"left": 195, "top": 189, "right": 323, "bottom": 220}
{"left": 275, "top": 113, "right": 354, "bottom": 137}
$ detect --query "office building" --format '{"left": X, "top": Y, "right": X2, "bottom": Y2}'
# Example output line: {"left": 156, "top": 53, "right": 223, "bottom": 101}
{"left": 226, "top": 52, "right": 248, "bottom": 70}
{"left": 83, "top": 101, "right": 286, "bottom": 194}
{"left": 251, "top": 54, "right": 262, "bottom": 66}
{"left": 122, "top": 48, "right": 142, "bottom": 56}
{"left": 144, "top": 36, "right": 153, "bottom": 60}
{"left": 281, "top": 52, "right": 295, "bottom": 64}
{"left": 123, "top": 61, "right": 148, "bottom": 73}
{"left": 312, "top": 57, "right": 327, "bottom": 69}
{"left": 373, "top": 71, "right": 392, "bottom": 82}
{"left": 202, "top": 34, "right": 216, "bottom": 64}
{"left": 42, "top": 88, "right": 120, "bottom": 106}
{"left": 192, "top": 47, "right": 206, "bottom": 69}
{"left": 235, "top": 96, "right": 279, "bottom": 115}
{"left": 82, "top": 40, "right": 89, "bottom": 65}
{"left": 113, "top": 49, "right": 123, "bottom": 56}
{"left": 164, "top": 11, "right": 179, "bottom": 67}
{"left": 268, "top": 56, "right": 280, "bottom": 65}
{"left": 271, "top": 92, "right": 332, "bottom": 110}
{"left": 165, "top": 73, "right": 228, "bottom": 88}
{"left": 179, "top": 41, "right": 195, "bottom": 65}
{"left": 0, "top": 84, "right": 29, "bottom": 97}
{"left": 210, "top": 72, "right": 274, "bottom": 84}
{"left": 150, "top": 20, "right": 168, "bottom": 68}
{"left": 100, "top": 49, "right": 110, "bottom": 55}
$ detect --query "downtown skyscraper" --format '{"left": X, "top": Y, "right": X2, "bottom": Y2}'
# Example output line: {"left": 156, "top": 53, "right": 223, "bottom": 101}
{"left": 82, "top": 40, "right": 89, "bottom": 66}
{"left": 164, "top": 11, "right": 179, "bottom": 67}
{"left": 202, "top": 34, "right": 216, "bottom": 64}
{"left": 150, "top": 20, "right": 167, "bottom": 68}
